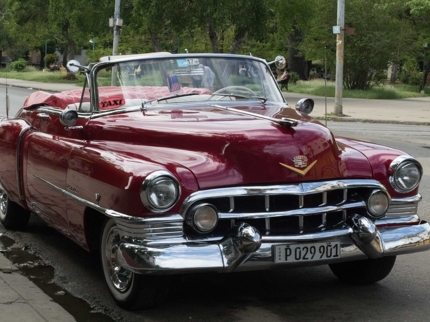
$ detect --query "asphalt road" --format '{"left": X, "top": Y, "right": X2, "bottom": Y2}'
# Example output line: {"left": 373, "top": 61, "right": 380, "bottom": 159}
{"left": 0, "top": 85, "right": 35, "bottom": 116}
{"left": 1, "top": 86, "right": 430, "bottom": 321}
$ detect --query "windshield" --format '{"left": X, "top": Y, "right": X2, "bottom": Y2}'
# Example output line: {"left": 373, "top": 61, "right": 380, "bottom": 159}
{"left": 93, "top": 54, "right": 284, "bottom": 111}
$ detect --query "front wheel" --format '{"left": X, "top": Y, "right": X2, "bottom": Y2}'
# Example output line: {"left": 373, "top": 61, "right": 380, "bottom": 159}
{"left": 329, "top": 256, "right": 396, "bottom": 285}
{"left": 0, "top": 187, "right": 31, "bottom": 230}
{"left": 100, "top": 218, "right": 170, "bottom": 310}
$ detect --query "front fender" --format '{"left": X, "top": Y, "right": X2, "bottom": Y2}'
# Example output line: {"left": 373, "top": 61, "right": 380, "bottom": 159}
{"left": 67, "top": 144, "right": 199, "bottom": 218}
{"left": 336, "top": 138, "right": 415, "bottom": 197}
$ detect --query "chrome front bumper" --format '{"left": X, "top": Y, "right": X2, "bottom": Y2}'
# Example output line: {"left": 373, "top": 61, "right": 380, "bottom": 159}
{"left": 116, "top": 215, "right": 430, "bottom": 274}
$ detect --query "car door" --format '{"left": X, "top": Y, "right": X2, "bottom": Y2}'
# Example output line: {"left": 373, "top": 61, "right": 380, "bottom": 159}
{"left": 22, "top": 106, "right": 88, "bottom": 235}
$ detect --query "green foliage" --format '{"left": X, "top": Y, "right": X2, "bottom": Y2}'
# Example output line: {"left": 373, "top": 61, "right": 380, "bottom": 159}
{"left": 44, "top": 53, "right": 58, "bottom": 65}
{"left": 299, "top": 0, "right": 418, "bottom": 90}
{"left": 291, "top": 79, "right": 427, "bottom": 99}
{"left": 399, "top": 66, "right": 423, "bottom": 86}
{"left": 289, "top": 72, "right": 300, "bottom": 85}
{"left": 9, "top": 58, "right": 27, "bottom": 72}
{"left": 86, "top": 47, "right": 114, "bottom": 64}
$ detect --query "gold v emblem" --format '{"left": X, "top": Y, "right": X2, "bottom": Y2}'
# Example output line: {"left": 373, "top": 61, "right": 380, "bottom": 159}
{"left": 279, "top": 160, "right": 317, "bottom": 177}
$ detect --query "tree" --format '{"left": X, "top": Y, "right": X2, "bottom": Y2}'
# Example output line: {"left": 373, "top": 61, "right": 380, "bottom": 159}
{"left": 189, "top": 0, "right": 270, "bottom": 54}
{"left": 408, "top": 0, "right": 430, "bottom": 91}
{"left": 275, "top": 0, "right": 319, "bottom": 79}
{"left": 48, "top": 0, "right": 114, "bottom": 67}
{"left": 3, "top": 0, "right": 51, "bottom": 64}
{"left": 128, "top": 0, "right": 270, "bottom": 54}
{"left": 343, "top": 0, "right": 416, "bottom": 89}
{"left": 300, "top": 0, "right": 416, "bottom": 90}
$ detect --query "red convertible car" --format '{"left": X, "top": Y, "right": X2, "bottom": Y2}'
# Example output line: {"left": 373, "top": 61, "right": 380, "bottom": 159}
{"left": 0, "top": 53, "right": 429, "bottom": 310}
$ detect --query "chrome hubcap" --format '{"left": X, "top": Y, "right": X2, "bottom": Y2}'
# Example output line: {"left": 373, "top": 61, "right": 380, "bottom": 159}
{"left": 0, "top": 188, "right": 8, "bottom": 220}
{"left": 104, "top": 226, "right": 133, "bottom": 292}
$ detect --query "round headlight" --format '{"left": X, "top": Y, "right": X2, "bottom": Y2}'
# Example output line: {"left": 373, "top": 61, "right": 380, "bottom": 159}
{"left": 367, "top": 190, "right": 389, "bottom": 218}
{"left": 191, "top": 204, "right": 218, "bottom": 233}
{"left": 141, "top": 171, "right": 180, "bottom": 211}
{"left": 389, "top": 156, "right": 423, "bottom": 193}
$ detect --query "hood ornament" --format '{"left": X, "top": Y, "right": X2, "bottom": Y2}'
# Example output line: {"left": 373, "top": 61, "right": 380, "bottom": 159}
{"left": 280, "top": 156, "right": 317, "bottom": 176}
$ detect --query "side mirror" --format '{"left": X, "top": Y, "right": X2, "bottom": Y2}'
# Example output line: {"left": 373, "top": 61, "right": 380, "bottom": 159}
{"left": 296, "top": 98, "right": 314, "bottom": 115}
{"left": 60, "top": 109, "right": 78, "bottom": 127}
{"left": 274, "top": 56, "right": 287, "bottom": 70}
{"left": 67, "top": 60, "right": 81, "bottom": 74}
{"left": 268, "top": 56, "right": 287, "bottom": 70}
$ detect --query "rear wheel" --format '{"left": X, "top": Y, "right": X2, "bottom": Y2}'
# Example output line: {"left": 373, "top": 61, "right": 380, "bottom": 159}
{"left": 329, "top": 256, "right": 396, "bottom": 285}
{"left": 0, "top": 187, "right": 31, "bottom": 230}
{"left": 100, "top": 218, "right": 170, "bottom": 310}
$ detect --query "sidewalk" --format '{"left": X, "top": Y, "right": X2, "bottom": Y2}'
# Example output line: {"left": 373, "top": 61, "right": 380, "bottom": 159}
{"left": 0, "top": 78, "right": 81, "bottom": 92}
{"left": 0, "top": 248, "right": 76, "bottom": 322}
{"left": 283, "top": 92, "right": 430, "bottom": 125}
{"left": 1, "top": 78, "right": 429, "bottom": 125}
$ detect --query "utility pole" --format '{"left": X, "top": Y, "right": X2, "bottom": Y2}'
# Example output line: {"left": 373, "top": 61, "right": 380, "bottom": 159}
{"left": 334, "top": 0, "right": 345, "bottom": 116}
{"left": 110, "top": 0, "right": 123, "bottom": 85}
{"left": 112, "top": 0, "right": 120, "bottom": 56}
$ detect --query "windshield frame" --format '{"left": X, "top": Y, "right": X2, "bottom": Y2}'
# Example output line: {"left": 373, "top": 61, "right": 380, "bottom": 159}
{"left": 88, "top": 53, "right": 285, "bottom": 113}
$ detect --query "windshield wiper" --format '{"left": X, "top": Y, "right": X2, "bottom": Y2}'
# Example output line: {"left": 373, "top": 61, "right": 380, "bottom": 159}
{"left": 157, "top": 92, "right": 198, "bottom": 103}
{"left": 211, "top": 93, "right": 268, "bottom": 103}
{"left": 141, "top": 92, "right": 199, "bottom": 110}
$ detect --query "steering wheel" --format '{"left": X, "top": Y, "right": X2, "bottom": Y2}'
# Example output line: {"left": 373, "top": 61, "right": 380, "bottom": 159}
{"left": 212, "top": 86, "right": 257, "bottom": 97}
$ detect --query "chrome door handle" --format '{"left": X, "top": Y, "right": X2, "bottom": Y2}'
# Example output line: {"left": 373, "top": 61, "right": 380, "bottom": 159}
{"left": 37, "top": 113, "right": 51, "bottom": 119}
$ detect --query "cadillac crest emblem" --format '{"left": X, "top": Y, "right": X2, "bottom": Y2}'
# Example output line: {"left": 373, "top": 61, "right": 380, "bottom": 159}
{"left": 279, "top": 155, "right": 317, "bottom": 176}
{"left": 293, "top": 155, "right": 308, "bottom": 168}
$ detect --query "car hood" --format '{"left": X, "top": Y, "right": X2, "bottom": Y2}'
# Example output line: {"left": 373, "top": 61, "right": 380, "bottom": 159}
{"left": 87, "top": 104, "right": 373, "bottom": 189}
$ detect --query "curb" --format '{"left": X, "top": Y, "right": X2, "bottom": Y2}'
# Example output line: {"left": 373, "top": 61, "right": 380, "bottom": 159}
{"left": 314, "top": 116, "right": 430, "bottom": 126}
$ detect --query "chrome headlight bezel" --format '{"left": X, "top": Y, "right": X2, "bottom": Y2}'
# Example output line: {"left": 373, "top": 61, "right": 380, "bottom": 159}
{"left": 389, "top": 156, "right": 423, "bottom": 193}
{"left": 140, "top": 170, "right": 181, "bottom": 212}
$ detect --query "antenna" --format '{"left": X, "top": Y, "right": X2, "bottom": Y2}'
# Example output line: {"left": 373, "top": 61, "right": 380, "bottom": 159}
{"left": 324, "top": 46, "right": 327, "bottom": 126}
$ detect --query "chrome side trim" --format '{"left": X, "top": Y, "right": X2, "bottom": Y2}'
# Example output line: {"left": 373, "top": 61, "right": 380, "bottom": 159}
{"left": 32, "top": 175, "right": 182, "bottom": 223}
{"left": 16, "top": 126, "right": 33, "bottom": 201}
{"left": 35, "top": 106, "right": 91, "bottom": 118}
{"left": 386, "top": 195, "right": 421, "bottom": 217}
{"left": 116, "top": 218, "right": 184, "bottom": 240}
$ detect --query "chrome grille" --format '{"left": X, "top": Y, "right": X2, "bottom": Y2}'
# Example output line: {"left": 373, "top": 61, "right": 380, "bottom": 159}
{"left": 181, "top": 179, "right": 388, "bottom": 238}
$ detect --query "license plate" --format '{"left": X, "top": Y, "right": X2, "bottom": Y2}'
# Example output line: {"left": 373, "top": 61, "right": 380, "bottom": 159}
{"left": 274, "top": 242, "right": 341, "bottom": 263}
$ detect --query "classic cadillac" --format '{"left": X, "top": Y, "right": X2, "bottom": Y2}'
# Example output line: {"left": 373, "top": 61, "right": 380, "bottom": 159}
{"left": 0, "top": 53, "right": 429, "bottom": 310}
